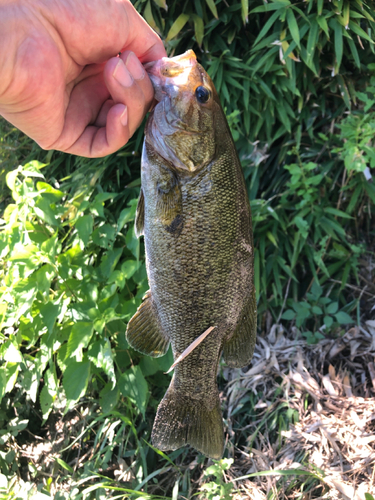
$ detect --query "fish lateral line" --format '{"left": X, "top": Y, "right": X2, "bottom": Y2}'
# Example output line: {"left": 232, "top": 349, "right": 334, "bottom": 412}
{"left": 165, "top": 325, "right": 216, "bottom": 374}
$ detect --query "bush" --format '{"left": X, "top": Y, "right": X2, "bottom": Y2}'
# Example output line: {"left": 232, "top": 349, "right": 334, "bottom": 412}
{"left": 0, "top": 0, "right": 374, "bottom": 495}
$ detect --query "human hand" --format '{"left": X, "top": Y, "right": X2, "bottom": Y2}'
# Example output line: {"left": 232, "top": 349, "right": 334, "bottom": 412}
{"left": 0, "top": 0, "right": 166, "bottom": 157}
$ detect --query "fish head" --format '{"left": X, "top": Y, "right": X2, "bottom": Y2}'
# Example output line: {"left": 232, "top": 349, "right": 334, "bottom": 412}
{"left": 145, "top": 50, "right": 218, "bottom": 173}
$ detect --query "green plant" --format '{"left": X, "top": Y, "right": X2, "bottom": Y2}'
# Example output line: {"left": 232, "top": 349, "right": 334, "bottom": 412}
{"left": 252, "top": 148, "right": 365, "bottom": 320}
{"left": 0, "top": 161, "right": 150, "bottom": 416}
{"left": 0, "top": 161, "right": 177, "bottom": 493}
{"left": 337, "top": 83, "right": 375, "bottom": 174}
{"left": 281, "top": 282, "right": 354, "bottom": 344}
{"left": 199, "top": 459, "right": 234, "bottom": 500}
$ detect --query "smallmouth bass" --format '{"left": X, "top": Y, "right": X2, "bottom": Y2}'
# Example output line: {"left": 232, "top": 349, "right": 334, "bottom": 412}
{"left": 126, "top": 50, "right": 256, "bottom": 459}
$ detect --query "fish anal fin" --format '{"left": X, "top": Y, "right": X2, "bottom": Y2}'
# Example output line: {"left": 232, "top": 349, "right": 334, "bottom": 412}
{"left": 152, "top": 382, "right": 224, "bottom": 459}
{"left": 126, "top": 291, "right": 169, "bottom": 357}
{"left": 223, "top": 288, "right": 257, "bottom": 368}
{"left": 135, "top": 189, "right": 145, "bottom": 237}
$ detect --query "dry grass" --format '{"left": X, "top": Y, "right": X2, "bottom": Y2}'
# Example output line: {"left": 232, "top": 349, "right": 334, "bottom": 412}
{"left": 224, "top": 320, "right": 375, "bottom": 499}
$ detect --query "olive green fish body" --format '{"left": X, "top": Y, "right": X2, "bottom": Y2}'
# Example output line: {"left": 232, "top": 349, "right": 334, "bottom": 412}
{"left": 126, "top": 51, "right": 256, "bottom": 459}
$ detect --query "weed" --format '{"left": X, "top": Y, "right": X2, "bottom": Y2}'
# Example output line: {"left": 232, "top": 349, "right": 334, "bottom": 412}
{"left": 199, "top": 459, "right": 234, "bottom": 500}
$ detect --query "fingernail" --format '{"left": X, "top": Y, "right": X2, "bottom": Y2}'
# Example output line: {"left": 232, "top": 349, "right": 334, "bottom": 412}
{"left": 113, "top": 59, "right": 133, "bottom": 87}
{"left": 120, "top": 106, "right": 128, "bottom": 127}
{"left": 126, "top": 52, "right": 145, "bottom": 80}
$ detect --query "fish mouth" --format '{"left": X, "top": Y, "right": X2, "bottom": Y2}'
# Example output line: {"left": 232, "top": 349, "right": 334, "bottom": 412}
{"left": 144, "top": 50, "right": 197, "bottom": 102}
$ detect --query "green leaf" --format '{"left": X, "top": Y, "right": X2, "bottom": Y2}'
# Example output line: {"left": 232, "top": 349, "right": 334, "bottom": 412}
{"left": 117, "top": 202, "right": 137, "bottom": 230}
{"left": 326, "top": 302, "right": 338, "bottom": 314}
{"left": 306, "top": 18, "right": 319, "bottom": 64}
{"left": 259, "top": 80, "right": 276, "bottom": 100}
{"left": 63, "top": 361, "right": 90, "bottom": 403}
{"left": 192, "top": 15, "right": 204, "bottom": 47}
{"left": 34, "top": 197, "right": 60, "bottom": 227}
{"left": 3, "top": 342, "right": 23, "bottom": 363}
{"left": 100, "top": 382, "right": 119, "bottom": 413}
{"left": 125, "top": 225, "right": 140, "bottom": 259}
{"left": 323, "top": 315, "right": 333, "bottom": 328}
{"left": 0, "top": 369, "right": 8, "bottom": 403}
{"left": 266, "top": 231, "right": 278, "bottom": 247}
{"left": 281, "top": 309, "right": 296, "bottom": 320}
{"left": 66, "top": 322, "right": 94, "bottom": 361}
{"left": 4, "top": 363, "right": 19, "bottom": 394}
{"left": 36, "top": 182, "right": 64, "bottom": 202}
{"left": 99, "top": 247, "right": 123, "bottom": 280}
{"left": 349, "top": 20, "right": 374, "bottom": 44}
{"left": 121, "top": 259, "right": 139, "bottom": 279}
{"left": 54, "top": 457, "right": 74, "bottom": 474}
{"left": 334, "top": 22, "right": 343, "bottom": 72}
{"left": 6, "top": 168, "right": 21, "bottom": 192}
{"left": 119, "top": 365, "right": 148, "bottom": 418}
{"left": 241, "top": 0, "right": 249, "bottom": 24}
{"left": 76, "top": 215, "right": 93, "bottom": 246}
{"left": 166, "top": 13, "right": 190, "bottom": 41}
{"left": 253, "top": 10, "right": 282, "bottom": 47}
{"left": 251, "top": 2, "right": 290, "bottom": 14}
{"left": 324, "top": 207, "right": 352, "bottom": 219}
{"left": 88, "top": 339, "right": 116, "bottom": 388}
{"left": 205, "top": 0, "right": 218, "bottom": 19}
{"left": 335, "top": 311, "right": 353, "bottom": 324}
{"left": 143, "top": 0, "right": 158, "bottom": 32}
{"left": 40, "top": 302, "right": 60, "bottom": 334}
{"left": 293, "top": 216, "right": 309, "bottom": 239}
{"left": 286, "top": 8, "right": 300, "bottom": 48}
{"left": 40, "top": 368, "right": 57, "bottom": 421}
{"left": 312, "top": 306, "right": 323, "bottom": 315}
{"left": 92, "top": 224, "right": 116, "bottom": 249}
{"left": 153, "top": 0, "right": 167, "bottom": 10}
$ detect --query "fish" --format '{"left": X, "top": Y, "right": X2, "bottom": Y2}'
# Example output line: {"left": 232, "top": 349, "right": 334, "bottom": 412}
{"left": 126, "top": 50, "right": 256, "bottom": 459}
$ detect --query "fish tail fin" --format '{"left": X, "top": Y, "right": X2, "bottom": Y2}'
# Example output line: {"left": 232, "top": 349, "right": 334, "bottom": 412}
{"left": 151, "top": 383, "right": 224, "bottom": 459}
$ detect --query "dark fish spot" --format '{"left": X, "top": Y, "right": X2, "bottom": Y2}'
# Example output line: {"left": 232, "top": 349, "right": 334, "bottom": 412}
{"left": 164, "top": 214, "right": 184, "bottom": 236}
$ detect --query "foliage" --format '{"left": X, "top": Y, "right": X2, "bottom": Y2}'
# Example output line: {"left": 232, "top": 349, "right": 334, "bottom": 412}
{"left": 0, "top": 0, "right": 375, "bottom": 497}
{"left": 199, "top": 459, "right": 234, "bottom": 500}
{"left": 281, "top": 282, "right": 353, "bottom": 344}
{"left": 336, "top": 84, "right": 375, "bottom": 174}
{"left": 136, "top": 0, "right": 375, "bottom": 146}
{"left": 0, "top": 160, "right": 156, "bottom": 414}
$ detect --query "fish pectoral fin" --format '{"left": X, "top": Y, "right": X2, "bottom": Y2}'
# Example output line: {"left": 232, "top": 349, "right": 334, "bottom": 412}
{"left": 223, "top": 288, "right": 257, "bottom": 368}
{"left": 126, "top": 290, "right": 170, "bottom": 357}
{"left": 152, "top": 383, "right": 224, "bottom": 460}
{"left": 135, "top": 189, "right": 145, "bottom": 237}
{"left": 156, "top": 179, "right": 183, "bottom": 235}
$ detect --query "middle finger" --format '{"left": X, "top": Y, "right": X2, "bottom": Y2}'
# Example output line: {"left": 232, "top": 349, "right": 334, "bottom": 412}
{"left": 104, "top": 51, "right": 154, "bottom": 137}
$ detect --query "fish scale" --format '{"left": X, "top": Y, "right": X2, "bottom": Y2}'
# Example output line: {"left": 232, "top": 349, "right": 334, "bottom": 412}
{"left": 126, "top": 50, "right": 256, "bottom": 459}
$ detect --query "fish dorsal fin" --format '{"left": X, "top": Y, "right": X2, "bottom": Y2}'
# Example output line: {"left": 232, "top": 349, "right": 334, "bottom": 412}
{"left": 135, "top": 189, "right": 145, "bottom": 237}
{"left": 126, "top": 290, "right": 170, "bottom": 357}
{"left": 156, "top": 171, "right": 183, "bottom": 236}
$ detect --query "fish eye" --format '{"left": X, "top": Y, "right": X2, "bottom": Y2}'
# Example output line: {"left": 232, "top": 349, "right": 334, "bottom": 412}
{"left": 195, "top": 86, "right": 211, "bottom": 104}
